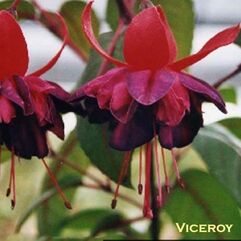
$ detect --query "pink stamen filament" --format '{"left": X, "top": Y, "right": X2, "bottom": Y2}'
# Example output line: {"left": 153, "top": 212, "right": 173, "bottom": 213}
{"left": 112, "top": 151, "right": 131, "bottom": 209}
{"left": 171, "top": 149, "right": 185, "bottom": 188}
{"left": 154, "top": 136, "right": 163, "bottom": 207}
{"left": 11, "top": 152, "right": 16, "bottom": 209}
{"left": 138, "top": 146, "right": 143, "bottom": 195}
{"left": 161, "top": 147, "right": 170, "bottom": 193}
{"left": 6, "top": 150, "right": 16, "bottom": 209}
{"left": 42, "top": 159, "right": 72, "bottom": 209}
{"left": 143, "top": 143, "right": 153, "bottom": 219}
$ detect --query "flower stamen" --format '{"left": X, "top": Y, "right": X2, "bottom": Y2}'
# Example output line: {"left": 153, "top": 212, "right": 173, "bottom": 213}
{"left": 42, "top": 159, "right": 72, "bottom": 209}
{"left": 154, "top": 135, "right": 163, "bottom": 207}
{"left": 138, "top": 146, "right": 143, "bottom": 195}
{"left": 6, "top": 150, "right": 16, "bottom": 209}
{"left": 171, "top": 149, "right": 185, "bottom": 188}
{"left": 143, "top": 142, "right": 153, "bottom": 219}
{"left": 111, "top": 151, "right": 131, "bottom": 209}
{"left": 161, "top": 147, "right": 170, "bottom": 193}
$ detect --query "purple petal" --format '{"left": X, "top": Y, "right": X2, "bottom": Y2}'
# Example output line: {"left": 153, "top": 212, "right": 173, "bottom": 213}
{"left": 158, "top": 104, "right": 203, "bottom": 149}
{"left": 179, "top": 72, "right": 227, "bottom": 113}
{"left": 110, "top": 81, "right": 137, "bottom": 123}
{"left": 1, "top": 79, "right": 24, "bottom": 109}
{"left": 13, "top": 76, "right": 34, "bottom": 115}
{"left": 3, "top": 115, "right": 48, "bottom": 159}
{"left": 96, "top": 68, "right": 128, "bottom": 109}
{"left": 84, "top": 97, "right": 111, "bottom": 124}
{"left": 47, "top": 110, "right": 65, "bottom": 140}
{"left": 127, "top": 69, "right": 175, "bottom": 105}
{"left": 46, "top": 81, "right": 84, "bottom": 115}
{"left": 110, "top": 108, "right": 154, "bottom": 151}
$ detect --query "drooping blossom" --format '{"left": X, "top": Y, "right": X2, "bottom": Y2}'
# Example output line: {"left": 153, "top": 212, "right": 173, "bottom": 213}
{"left": 72, "top": 1, "right": 240, "bottom": 217}
{"left": 0, "top": 10, "right": 78, "bottom": 209}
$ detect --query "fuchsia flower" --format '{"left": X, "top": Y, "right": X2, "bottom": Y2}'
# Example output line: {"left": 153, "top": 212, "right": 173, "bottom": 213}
{"left": 0, "top": 10, "right": 76, "bottom": 209}
{"left": 72, "top": 1, "right": 240, "bottom": 217}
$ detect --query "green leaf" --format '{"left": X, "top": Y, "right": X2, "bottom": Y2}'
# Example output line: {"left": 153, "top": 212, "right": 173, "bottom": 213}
{"left": 60, "top": 0, "right": 100, "bottom": 57}
{"left": 0, "top": 0, "right": 35, "bottom": 20}
{"left": 165, "top": 170, "right": 241, "bottom": 240}
{"left": 59, "top": 130, "right": 90, "bottom": 170}
{"left": 157, "top": 0, "right": 194, "bottom": 59}
{"left": 1, "top": 148, "right": 10, "bottom": 164}
{"left": 55, "top": 209, "right": 142, "bottom": 240}
{"left": 235, "top": 31, "right": 241, "bottom": 46}
{"left": 106, "top": 0, "right": 119, "bottom": 30}
{"left": 192, "top": 126, "right": 241, "bottom": 206}
{"left": 219, "top": 86, "right": 237, "bottom": 103}
{"left": 16, "top": 175, "right": 82, "bottom": 234}
{"left": 77, "top": 117, "right": 131, "bottom": 187}
{"left": 219, "top": 118, "right": 241, "bottom": 139}
{"left": 76, "top": 32, "right": 131, "bottom": 186}
{"left": 56, "top": 209, "right": 115, "bottom": 233}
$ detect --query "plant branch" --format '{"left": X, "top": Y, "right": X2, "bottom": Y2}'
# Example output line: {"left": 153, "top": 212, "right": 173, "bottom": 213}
{"left": 15, "top": 178, "right": 142, "bottom": 233}
{"left": 213, "top": 63, "right": 241, "bottom": 88}
{"left": 50, "top": 149, "right": 106, "bottom": 188}
{"left": 50, "top": 149, "right": 142, "bottom": 210}
{"left": 32, "top": 0, "right": 88, "bottom": 62}
{"left": 115, "top": 0, "right": 133, "bottom": 24}
{"left": 140, "top": 0, "right": 154, "bottom": 9}
{"left": 90, "top": 215, "right": 145, "bottom": 239}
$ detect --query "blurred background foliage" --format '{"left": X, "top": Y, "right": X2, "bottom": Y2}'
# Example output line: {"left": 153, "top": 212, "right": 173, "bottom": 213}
{"left": 0, "top": 0, "right": 241, "bottom": 240}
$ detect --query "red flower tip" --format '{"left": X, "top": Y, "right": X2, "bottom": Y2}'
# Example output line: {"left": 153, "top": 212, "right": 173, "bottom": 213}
{"left": 81, "top": 0, "right": 127, "bottom": 67}
{"left": 28, "top": 12, "right": 69, "bottom": 77}
{"left": 171, "top": 24, "right": 241, "bottom": 71}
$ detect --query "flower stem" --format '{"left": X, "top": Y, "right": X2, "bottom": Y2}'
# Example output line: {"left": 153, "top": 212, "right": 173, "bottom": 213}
{"left": 115, "top": 0, "right": 133, "bottom": 24}
{"left": 213, "top": 63, "right": 241, "bottom": 88}
{"left": 97, "top": 20, "right": 126, "bottom": 75}
{"left": 140, "top": 0, "right": 154, "bottom": 9}
{"left": 10, "top": 0, "right": 21, "bottom": 9}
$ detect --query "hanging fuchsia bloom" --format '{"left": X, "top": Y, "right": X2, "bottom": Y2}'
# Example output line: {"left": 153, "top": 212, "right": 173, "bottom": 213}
{"left": 0, "top": 10, "right": 77, "bottom": 209}
{"left": 72, "top": 1, "right": 240, "bottom": 217}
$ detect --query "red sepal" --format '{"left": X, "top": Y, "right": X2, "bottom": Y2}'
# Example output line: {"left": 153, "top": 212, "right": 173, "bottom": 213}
{"left": 171, "top": 24, "right": 241, "bottom": 70}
